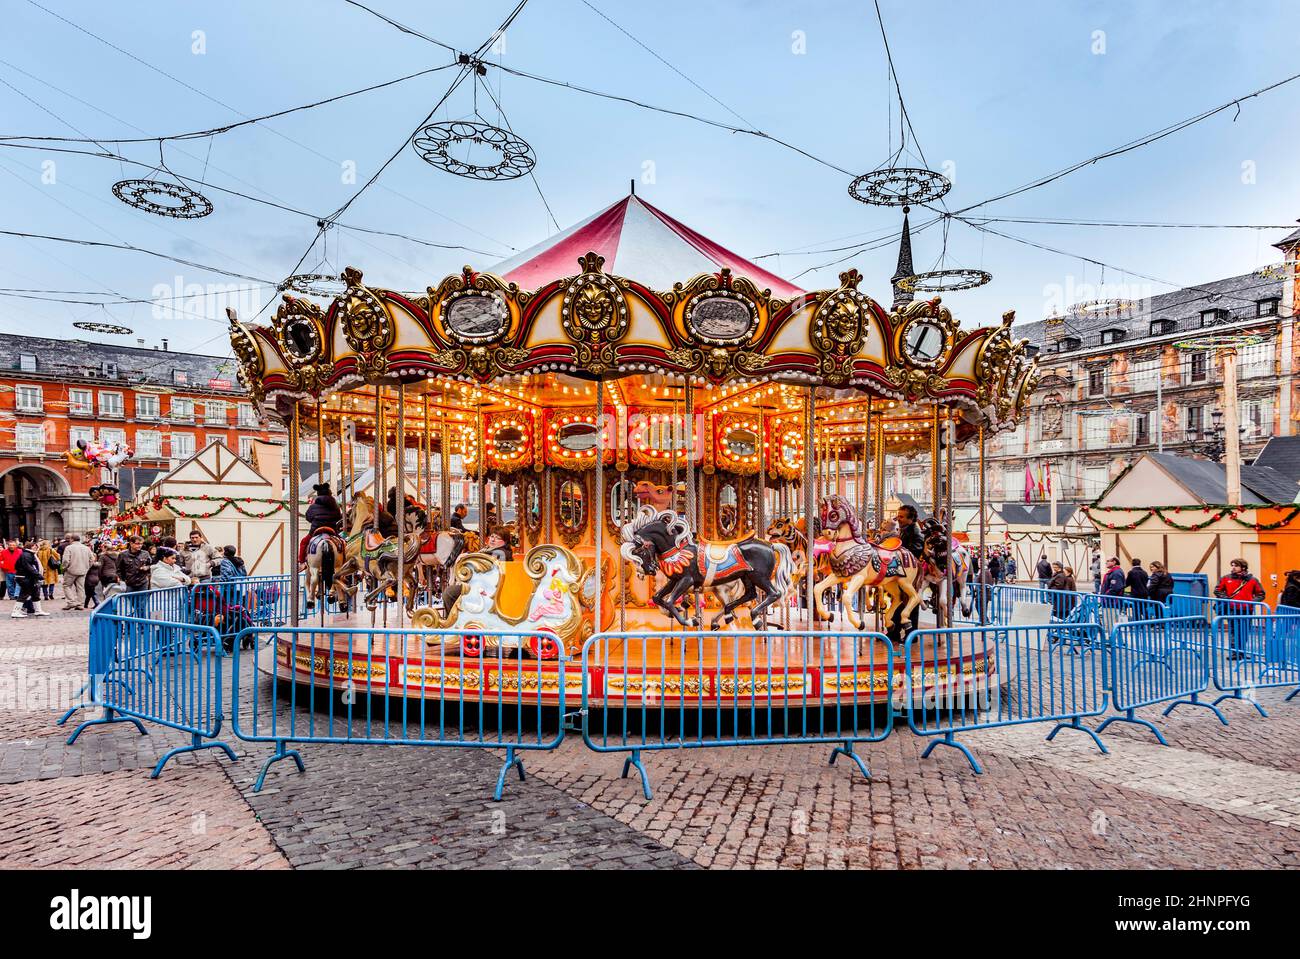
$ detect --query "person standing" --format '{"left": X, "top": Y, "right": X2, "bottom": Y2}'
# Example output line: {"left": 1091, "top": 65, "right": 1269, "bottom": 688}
{"left": 216, "top": 545, "right": 248, "bottom": 580}
{"left": 180, "top": 529, "right": 219, "bottom": 584}
{"left": 59, "top": 534, "right": 95, "bottom": 611}
{"left": 1215, "top": 559, "right": 1265, "bottom": 659}
{"left": 37, "top": 540, "right": 60, "bottom": 600}
{"left": 118, "top": 536, "right": 152, "bottom": 617}
{"left": 98, "top": 548, "right": 120, "bottom": 599}
{"left": 1125, "top": 558, "right": 1149, "bottom": 600}
{"left": 1147, "top": 560, "right": 1174, "bottom": 605}
{"left": 150, "top": 547, "right": 192, "bottom": 589}
{"left": 11, "top": 541, "right": 48, "bottom": 618}
{"left": 1101, "top": 557, "right": 1126, "bottom": 608}
{"left": 84, "top": 553, "right": 101, "bottom": 610}
{"left": 1036, "top": 553, "right": 1052, "bottom": 589}
{"left": 1091, "top": 553, "right": 1102, "bottom": 593}
{"left": 0, "top": 539, "right": 21, "bottom": 602}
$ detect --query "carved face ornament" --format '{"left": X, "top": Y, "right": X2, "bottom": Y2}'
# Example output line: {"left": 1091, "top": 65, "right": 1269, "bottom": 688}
{"left": 575, "top": 282, "right": 613, "bottom": 331}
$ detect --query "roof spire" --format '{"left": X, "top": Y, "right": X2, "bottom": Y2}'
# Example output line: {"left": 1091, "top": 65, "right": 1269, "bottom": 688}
{"left": 629, "top": 178, "right": 636, "bottom": 197}
{"left": 891, "top": 205, "right": 915, "bottom": 310}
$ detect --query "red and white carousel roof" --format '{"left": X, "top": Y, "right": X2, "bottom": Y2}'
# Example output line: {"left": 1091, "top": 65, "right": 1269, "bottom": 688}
{"left": 491, "top": 194, "right": 804, "bottom": 299}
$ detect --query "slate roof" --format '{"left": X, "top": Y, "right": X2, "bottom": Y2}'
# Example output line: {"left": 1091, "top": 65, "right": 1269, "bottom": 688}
{"left": 1148, "top": 451, "right": 1298, "bottom": 506}
{"left": 1253, "top": 436, "right": 1300, "bottom": 483}
{"left": 1273, "top": 226, "right": 1300, "bottom": 251}
{"left": 997, "top": 502, "right": 1083, "bottom": 525}
{"left": 5, "top": 333, "right": 243, "bottom": 394}
{"left": 1013, "top": 269, "right": 1285, "bottom": 349}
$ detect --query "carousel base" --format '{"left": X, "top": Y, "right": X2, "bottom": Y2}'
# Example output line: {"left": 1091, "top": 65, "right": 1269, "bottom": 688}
{"left": 264, "top": 606, "right": 996, "bottom": 711}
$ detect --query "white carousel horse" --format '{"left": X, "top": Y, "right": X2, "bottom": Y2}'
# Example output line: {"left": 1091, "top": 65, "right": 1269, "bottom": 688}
{"left": 813, "top": 495, "right": 922, "bottom": 634}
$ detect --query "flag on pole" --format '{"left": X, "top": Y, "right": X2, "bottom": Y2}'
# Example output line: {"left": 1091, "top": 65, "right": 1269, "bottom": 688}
{"left": 1046, "top": 461, "right": 1053, "bottom": 496}
{"left": 1036, "top": 464, "right": 1046, "bottom": 499}
{"left": 1024, "top": 463, "right": 1034, "bottom": 503}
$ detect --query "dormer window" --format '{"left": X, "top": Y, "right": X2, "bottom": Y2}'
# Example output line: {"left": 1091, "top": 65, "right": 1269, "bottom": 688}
{"left": 1200, "top": 308, "right": 1227, "bottom": 328}
{"left": 1099, "top": 328, "right": 1126, "bottom": 345}
{"left": 1060, "top": 336, "right": 1081, "bottom": 352}
{"left": 1149, "top": 318, "right": 1177, "bottom": 336}
{"left": 1257, "top": 298, "right": 1280, "bottom": 317}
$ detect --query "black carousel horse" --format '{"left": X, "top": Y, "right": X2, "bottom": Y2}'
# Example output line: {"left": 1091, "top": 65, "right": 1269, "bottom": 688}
{"left": 620, "top": 506, "right": 792, "bottom": 630}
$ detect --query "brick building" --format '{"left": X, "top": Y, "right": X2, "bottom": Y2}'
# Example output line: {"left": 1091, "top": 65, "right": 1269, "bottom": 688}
{"left": 885, "top": 225, "right": 1300, "bottom": 513}
{"left": 0, "top": 334, "right": 282, "bottom": 539}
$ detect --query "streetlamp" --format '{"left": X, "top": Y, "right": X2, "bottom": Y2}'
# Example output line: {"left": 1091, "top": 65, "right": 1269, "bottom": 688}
{"left": 1185, "top": 408, "right": 1242, "bottom": 463}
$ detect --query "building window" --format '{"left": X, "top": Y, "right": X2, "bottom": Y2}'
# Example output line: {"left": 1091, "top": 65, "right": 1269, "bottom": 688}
{"left": 238, "top": 436, "right": 255, "bottom": 462}
{"left": 204, "top": 400, "right": 227, "bottom": 425}
{"left": 136, "top": 430, "right": 162, "bottom": 458}
{"left": 15, "top": 424, "right": 45, "bottom": 453}
{"left": 1240, "top": 399, "right": 1272, "bottom": 440}
{"left": 172, "top": 369, "right": 189, "bottom": 386}
{"left": 100, "top": 428, "right": 126, "bottom": 449}
{"left": 170, "top": 397, "right": 194, "bottom": 422}
{"left": 1099, "top": 328, "right": 1126, "bottom": 345}
{"left": 101, "top": 361, "right": 119, "bottom": 379}
{"left": 352, "top": 444, "right": 370, "bottom": 469}
{"left": 1083, "top": 416, "right": 1108, "bottom": 450}
{"left": 404, "top": 448, "right": 419, "bottom": 471}
{"left": 1200, "top": 309, "right": 1227, "bottom": 328}
{"left": 1002, "top": 469, "right": 1023, "bottom": 500}
{"left": 171, "top": 432, "right": 195, "bottom": 460}
{"left": 1088, "top": 369, "right": 1106, "bottom": 397}
{"left": 1149, "top": 318, "right": 1177, "bottom": 336}
{"left": 1189, "top": 351, "right": 1208, "bottom": 382}
{"left": 1186, "top": 406, "right": 1204, "bottom": 436}
{"left": 1128, "top": 358, "right": 1159, "bottom": 392}
{"left": 69, "top": 426, "right": 95, "bottom": 449}
{"left": 1257, "top": 298, "right": 1280, "bottom": 317}
{"left": 15, "top": 385, "right": 42, "bottom": 412}
{"left": 99, "top": 391, "right": 124, "bottom": 417}
{"left": 237, "top": 402, "right": 257, "bottom": 427}
{"left": 19, "top": 353, "right": 38, "bottom": 372}
{"left": 1238, "top": 342, "right": 1272, "bottom": 379}
{"left": 1083, "top": 466, "right": 1109, "bottom": 498}
{"left": 135, "top": 394, "right": 159, "bottom": 420}
{"left": 69, "top": 389, "right": 93, "bottom": 415}
{"left": 1060, "top": 336, "right": 1081, "bottom": 352}
{"left": 1134, "top": 411, "right": 1150, "bottom": 445}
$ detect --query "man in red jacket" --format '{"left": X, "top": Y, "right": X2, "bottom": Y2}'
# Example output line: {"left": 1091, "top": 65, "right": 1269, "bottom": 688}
{"left": 0, "top": 539, "right": 22, "bottom": 603}
{"left": 1215, "top": 558, "right": 1265, "bottom": 659}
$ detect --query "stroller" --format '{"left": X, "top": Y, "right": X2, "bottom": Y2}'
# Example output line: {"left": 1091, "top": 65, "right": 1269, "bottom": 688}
{"left": 191, "top": 584, "right": 256, "bottom": 654}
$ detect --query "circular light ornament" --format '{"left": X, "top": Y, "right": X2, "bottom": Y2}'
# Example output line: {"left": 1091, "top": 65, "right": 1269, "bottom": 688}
{"left": 1174, "top": 331, "right": 1273, "bottom": 352}
{"left": 898, "top": 269, "right": 992, "bottom": 293}
{"left": 278, "top": 274, "right": 346, "bottom": 299}
{"left": 112, "top": 178, "right": 214, "bottom": 219}
{"left": 848, "top": 167, "right": 951, "bottom": 207}
{"left": 1068, "top": 298, "right": 1136, "bottom": 319}
{"left": 412, "top": 120, "right": 536, "bottom": 180}
{"left": 73, "top": 321, "right": 133, "bottom": 336}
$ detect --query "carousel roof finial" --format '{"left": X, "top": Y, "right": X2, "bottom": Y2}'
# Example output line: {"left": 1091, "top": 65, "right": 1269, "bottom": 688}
{"left": 891, "top": 206, "right": 915, "bottom": 310}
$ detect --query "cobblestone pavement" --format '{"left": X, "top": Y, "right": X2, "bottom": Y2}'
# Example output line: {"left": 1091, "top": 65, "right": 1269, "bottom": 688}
{"left": 2, "top": 605, "right": 1298, "bottom": 869}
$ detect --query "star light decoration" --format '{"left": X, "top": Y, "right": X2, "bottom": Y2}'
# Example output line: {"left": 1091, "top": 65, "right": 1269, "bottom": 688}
{"left": 848, "top": 167, "right": 951, "bottom": 207}
{"left": 72, "top": 321, "right": 133, "bottom": 335}
{"left": 412, "top": 120, "right": 536, "bottom": 181}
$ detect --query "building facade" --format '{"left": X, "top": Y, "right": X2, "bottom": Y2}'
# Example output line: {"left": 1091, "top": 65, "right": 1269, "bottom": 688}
{"left": 0, "top": 334, "right": 284, "bottom": 539}
{"left": 900, "top": 227, "right": 1300, "bottom": 512}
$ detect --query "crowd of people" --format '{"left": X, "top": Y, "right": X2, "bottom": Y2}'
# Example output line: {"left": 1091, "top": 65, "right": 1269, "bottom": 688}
{"left": 0, "top": 529, "right": 251, "bottom": 619}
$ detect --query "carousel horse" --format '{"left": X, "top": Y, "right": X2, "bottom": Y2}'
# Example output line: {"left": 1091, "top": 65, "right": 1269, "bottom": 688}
{"left": 766, "top": 515, "right": 836, "bottom": 622}
{"left": 304, "top": 527, "right": 349, "bottom": 614}
{"left": 414, "top": 545, "right": 593, "bottom": 660}
{"left": 919, "top": 517, "right": 974, "bottom": 619}
{"left": 813, "top": 495, "right": 922, "bottom": 634}
{"left": 632, "top": 480, "right": 675, "bottom": 511}
{"left": 416, "top": 526, "right": 477, "bottom": 604}
{"left": 620, "top": 506, "right": 792, "bottom": 630}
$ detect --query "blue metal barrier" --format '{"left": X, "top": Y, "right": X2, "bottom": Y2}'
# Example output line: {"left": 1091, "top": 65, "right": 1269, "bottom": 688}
{"left": 904, "top": 622, "right": 1109, "bottom": 773}
{"left": 230, "top": 625, "right": 565, "bottom": 800}
{"left": 581, "top": 630, "right": 892, "bottom": 799}
{"left": 1208, "top": 614, "right": 1300, "bottom": 720}
{"left": 191, "top": 575, "right": 293, "bottom": 649}
{"left": 1168, "top": 594, "right": 1270, "bottom": 621}
{"left": 65, "top": 610, "right": 236, "bottom": 778}
{"left": 1098, "top": 617, "right": 1212, "bottom": 744}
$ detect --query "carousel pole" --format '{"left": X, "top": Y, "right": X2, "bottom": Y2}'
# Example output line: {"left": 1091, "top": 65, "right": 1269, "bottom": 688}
{"left": 395, "top": 382, "right": 406, "bottom": 629}
{"left": 945, "top": 412, "right": 956, "bottom": 626}
{"left": 315, "top": 400, "right": 326, "bottom": 623}
{"left": 930, "top": 405, "right": 943, "bottom": 627}
{"left": 288, "top": 401, "right": 301, "bottom": 627}
{"left": 376, "top": 388, "right": 387, "bottom": 626}
{"left": 978, "top": 423, "right": 987, "bottom": 625}
{"left": 476, "top": 405, "right": 486, "bottom": 536}
{"left": 757, "top": 409, "right": 766, "bottom": 535}
{"left": 671, "top": 394, "right": 680, "bottom": 517}
{"left": 423, "top": 395, "right": 432, "bottom": 525}
{"left": 803, "top": 386, "right": 816, "bottom": 632}
{"left": 594, "top": 379, "right": 605, "bottom": 636}
{"left": 439, "top": 410, "right": 451, "bottom": 525}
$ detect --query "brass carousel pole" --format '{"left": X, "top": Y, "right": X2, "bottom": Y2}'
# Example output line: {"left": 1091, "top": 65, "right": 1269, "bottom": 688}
{"left": 423, "top": 395, "right": 432, "bottom": 526}
{"left": 316, "top": 400, "right": 325, "bottom": 622}
{"left": 930, "top": 404, "right": 942, "bottom": 628}
{"left": 439, "top": 412, "right": 450, "bottom": 526}
{"left": 395, "top": 382, "right": 406, "bottom": 629}
{"left": 376, "top": 387, "right": 387, "bottom": 626}
{"left": 594, "top": 379, "right": 605, "bottom": 636}
{"left": 945, "top": 412, "right": 956, "bottom": 626}
{"left": 756, "top": 410, "right": 766, "bottom": 536}
{"left": 978, "top": 423, "right": 987, "bottom": 625}
{"left": 476, "top": 405, "right": 486, "bottom": 537}
{"left": 288, "top": 401, "right": 301, "bottom": 628}
{"left": 803, "top": 386, "right": 816, "bottom": 631}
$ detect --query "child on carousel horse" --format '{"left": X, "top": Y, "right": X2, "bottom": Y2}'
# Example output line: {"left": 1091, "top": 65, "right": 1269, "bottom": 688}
{"left": 299, "top": 482, "right": 345, "bottom": 563}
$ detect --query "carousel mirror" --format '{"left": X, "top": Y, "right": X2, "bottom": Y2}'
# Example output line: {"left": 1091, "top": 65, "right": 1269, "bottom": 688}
{"left": 726, "top": 428, "right": 759, "bottom": 459}
{"left": 558, "top": 479, "right": 585, "bottom": 531}
{"left": 283, "top": 317, "right": 321, "bottom": 362}
{"left": 780, "top": 431, "right": 801, "bottom": 469}
{"left": 495, "top": 425, "right": 526, "bottom": 456}
{"left": 718, "top": 484, "right": 738, "bottom": 535}
{"left": 557, "top": 421, "right": 599, "bottom": 452}
{"left": 609, "top": 479, "right": 634, "bottom": 527}
{"left": 524, "top": 480, "right": 541, "bottom": 532}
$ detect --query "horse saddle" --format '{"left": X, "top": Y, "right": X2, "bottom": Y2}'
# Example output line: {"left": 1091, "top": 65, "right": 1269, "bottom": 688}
{"left": 876, "top": 535, "right": 901, "bottom": 551}
{"left": 309, "top": 530, "right": 345, "bottom": 555}
{"left": 362, "top": 530, "right": 396, "bottom": 555}
{"left": 698, "top": 543, "right": 750, "bottom": 586}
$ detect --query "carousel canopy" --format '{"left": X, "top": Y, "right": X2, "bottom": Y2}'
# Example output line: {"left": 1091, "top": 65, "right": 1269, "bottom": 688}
{"left": 229, "top": 195, "right": 1039, "bottom": 437}
{"left": 490, "top": 194, "right": 804, "bottom": 299}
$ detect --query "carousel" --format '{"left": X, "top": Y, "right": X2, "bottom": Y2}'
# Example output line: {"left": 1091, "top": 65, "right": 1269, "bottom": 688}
{"left": 227, "top": 193, "right": 1039, "bottom": 709}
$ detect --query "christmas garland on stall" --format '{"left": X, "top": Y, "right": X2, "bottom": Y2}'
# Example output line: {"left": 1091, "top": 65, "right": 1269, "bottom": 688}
{"left": 110, "top": 494, "right": 302, "bottom": 522}
{"left": 1082, "top": 504, "right": 1300, "bottom": 532}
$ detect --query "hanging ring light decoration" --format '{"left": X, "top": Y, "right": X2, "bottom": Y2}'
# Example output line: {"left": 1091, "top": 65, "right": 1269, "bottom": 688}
{"left": 112, "top": 179, "right": 214, "bottom": 219}
{"left": 412, "top": 120, "right": 536, "bottom": 181}
{"left": 1068, "top": 299, "right": 1137, "bottom": 319}
{"left": 1174, "top": 330, "right": 1274, "bottom": 352}
{"left": 278, "top": 273, "right": 347, "bottom": 299}
{"left": 848, "top": 167, "right": 951, "bottom": 207}
{"left": 73, "top": 321, "right": 134, "bottom": 336}
{"left": 898, "top": 268, "right": 992, "bottom": 293}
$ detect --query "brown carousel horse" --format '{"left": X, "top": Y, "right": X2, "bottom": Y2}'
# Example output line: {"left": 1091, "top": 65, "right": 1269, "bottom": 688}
{"left": 813, "top": 495, "right": 922, "bottom": 635}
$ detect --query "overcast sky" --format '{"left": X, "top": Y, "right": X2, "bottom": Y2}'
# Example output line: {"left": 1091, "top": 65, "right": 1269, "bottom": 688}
{"left": 1, "top": 0, "right": 1297, "bottom": 364}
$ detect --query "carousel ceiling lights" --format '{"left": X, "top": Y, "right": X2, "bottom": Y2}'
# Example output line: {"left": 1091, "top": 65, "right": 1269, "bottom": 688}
{"left": 848, "top": 168, "right": 951, "bottom": 207}
{"left": 412, "top": 120, "right": 536, "bottom": 181}
{"left": 112, "top": 178, "right": 214, "bottom": 219}
{"left": 898, "top": 268, "right": 993, "bottom": 293}
{"left": 72, "top": 321, "right": 133, "bottom": 335}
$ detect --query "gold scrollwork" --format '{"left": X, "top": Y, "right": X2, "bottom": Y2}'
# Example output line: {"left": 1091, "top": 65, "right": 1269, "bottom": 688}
{"left": 559, "top": 253, "right": 631, "bottom": 375}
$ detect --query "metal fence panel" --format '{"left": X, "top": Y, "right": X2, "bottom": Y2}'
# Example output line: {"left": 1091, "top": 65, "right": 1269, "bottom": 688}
{"left": 1098, "top": 616, "right": 1212, "bottom": 744}
{"left": 230, "top": 626, "right": 566, "bottom": 800}
{"left": 903, "top": 622, "right": 1109, "bottom": 773}
{"left": 66, "top": 611, "right": 236, "bottom": 778}
{"left": 1208, "top": 614, "right": 1300, "bottom": 720}
{"left": 580, "top": 629, "right": 892, "bottom": 799}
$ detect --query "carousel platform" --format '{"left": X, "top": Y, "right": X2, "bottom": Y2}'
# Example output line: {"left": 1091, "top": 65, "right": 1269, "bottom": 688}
{"left": 263, "top": 607, "right": 996, "bottom": 711}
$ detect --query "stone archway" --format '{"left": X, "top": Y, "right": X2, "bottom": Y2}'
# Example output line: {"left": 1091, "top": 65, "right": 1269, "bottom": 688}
{"left": 0, "top": 465, "right": 75, "bottom": 540}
